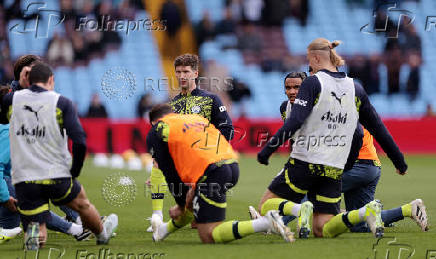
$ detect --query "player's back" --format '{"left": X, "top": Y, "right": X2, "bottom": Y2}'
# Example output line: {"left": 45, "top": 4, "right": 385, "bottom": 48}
{"left": 9, "top": 88, "right": 72, "bottom": 184}
{"left": 160, "top": 113, "right": 237, "bottom": 184}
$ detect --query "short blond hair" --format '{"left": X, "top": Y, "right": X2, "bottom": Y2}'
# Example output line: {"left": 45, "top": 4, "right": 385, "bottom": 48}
{"left": 307, "top": 38, "right": 345, "bottom": 67}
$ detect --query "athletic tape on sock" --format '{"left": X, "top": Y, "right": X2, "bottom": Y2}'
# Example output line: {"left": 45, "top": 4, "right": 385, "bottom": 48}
{"left": 232, "top": 221, "right": 242, "bottom": 239}
{"left": 342, "top": 213, "right": 354, "bottom": 229}
{"left": 278, "top": 201, "right": 288, "bottom": 216}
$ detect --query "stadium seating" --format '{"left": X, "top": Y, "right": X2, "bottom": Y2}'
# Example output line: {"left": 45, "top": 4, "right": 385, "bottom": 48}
{"left": 189, "top": 0, "right": 436, "bottom": 118}
{"left": 7, "top": 0, "right": 436, "bottom": 118}
{"left": 7, "top": 2, "right": 166, "bottom": 118}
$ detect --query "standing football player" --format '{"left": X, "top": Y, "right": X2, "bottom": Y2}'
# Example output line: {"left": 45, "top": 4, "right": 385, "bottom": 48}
{"left": 147, "top": 54, "right": 233, "bottom": 231}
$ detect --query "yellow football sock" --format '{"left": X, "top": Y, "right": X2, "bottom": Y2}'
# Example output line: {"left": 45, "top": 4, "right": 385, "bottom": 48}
{"left": 347, "top": 210, "right": 361, "bottom": 225}
{"left": 401, "top": 203, "right": 412, "bottom": 217}
{"left": 150, "top": 167, "right": 168, "bottom": 212}
{"left": 167, "top": 210, "right": 194, "bottom": 233}
{"left": 322, "top": 213, "right": 348, "bottom": 238}
{"left": 260, "top": 198, "right": 298, "bottom": 216}
{"left": 322, "top": 209, "right": 365, "bottom": 238}
{"left": 212, "top": 221, "right": 255, "bottom": 243}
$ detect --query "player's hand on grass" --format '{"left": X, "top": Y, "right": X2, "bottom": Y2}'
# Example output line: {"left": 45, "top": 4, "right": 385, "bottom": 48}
{"left": 396, "top": 169, "right": 407, "bottom": 175}
{"left": 169, "top": 205, "right": 184, "bottom": 219}
{"left": 3, "top": 196, "right": 18, "bottom": 212}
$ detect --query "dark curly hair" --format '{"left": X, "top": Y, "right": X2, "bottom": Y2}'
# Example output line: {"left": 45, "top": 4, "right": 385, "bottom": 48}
{"left": 174, "top": 54, "right": 200, "bottom": 71}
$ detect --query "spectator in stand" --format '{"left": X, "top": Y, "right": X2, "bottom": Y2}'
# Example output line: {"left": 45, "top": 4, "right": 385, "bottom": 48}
{"left": 406, "top": 52, "right": 421, "bottom": 100}
{"left": 86, "top": 94, "right": 108, "bottom": 118}
{"left": 195, "top": 11, "right": 216, "bottom": 46}
{"left": 384, "top": 39, "right": 402, "bottom": 94}
{"left": 60, "top": 0, "right": 77, "bottom": 22}
{"left": 160, "top": 0, "right": 182, "bottom": 38}
{"left": 262, "top": 0, "right": 289, "bottom": 26}
{"left": 47, "top": 33, "right": 74, "bottom": 66}
{"left": 425, "top": 104, "right": 435, "bottom": 117}
{"left": 261, "top": 48, "right": 284, "bottom": 72}
{"left": 294, "top": 0, "right": 309, "bottom": 26}
{"left": 96, "top": 1, "right": 122, "bottom": 48}
{"left": 374, "top": 9, "right": 396, "bottom": 38}
{"left": 238, "top": 24, "right": 262, "bottom": 53}
{"left": 160, "top": 0, "right": 182, "bottom": 57}
{"left": 216, "top": 8, "right": 236, "bottom": 35}
{"left": 367, "top": 55, "right": 381, "bottom": 95}
{"left": 401, "top": 25, "right": 421, "bottom": 55}
{"left": 227, "top": 77, "right": 251, "bottom": 118}
{"left": 242, "top": 0, "right": 263, "bottom": 24}
{"left": 0, "top": 23, "right": 13, "bottom": 84}
{"left": 117, "top": 0, "right": 137, "bottom": 21}
{"left": 0, "top": 60, "right": 14, "bottom": 85}
{"left": 71, "top": 32, "right": 88, "bottom": 64}
{"left": 137, "top": 93, "right": 153, "bottom": 119}
{"left": 75, "top": 0, "right": 96, "bottom": 30}
{"left": 348, "top": 55, "right": 380, "bottom": 95}
{"left": 227, "top": 0, "right": 243, "bottom": 22}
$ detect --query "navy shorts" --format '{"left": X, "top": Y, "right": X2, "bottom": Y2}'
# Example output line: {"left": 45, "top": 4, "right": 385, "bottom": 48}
{"left": 193, "top": 162, "right": 239, "bottom": 223}
{"left": 15, "top": 178, "right": 81, "bottom": 225}
{"left": 342, "top": 160, "right": 381, "bottom": 232}
{"left": 268, "top": 158, "right": 343, "bottom": 215}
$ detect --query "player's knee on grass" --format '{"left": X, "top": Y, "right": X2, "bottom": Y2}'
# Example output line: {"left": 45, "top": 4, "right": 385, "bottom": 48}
{"left": 313, "top": 213, "right": 335, "bottom": 238}
{"left": 313, "top": 224, "right": 324, "bottom": 237}
{"left": 258, "top": 190, "right": 280, "bottom": 213}
{"left": 260, "top": 198, "right": 285, "bottom": 216}
{"left": 197, "top": 222, "right": 221, "bottom": 243}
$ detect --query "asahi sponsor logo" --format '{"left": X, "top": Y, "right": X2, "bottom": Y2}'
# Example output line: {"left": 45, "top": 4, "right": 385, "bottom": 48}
{"left": 16, "top": 124, "right": 46, "bottom": 144}
{"left": 321, "top": 111, "right": 347, "bottom": 124}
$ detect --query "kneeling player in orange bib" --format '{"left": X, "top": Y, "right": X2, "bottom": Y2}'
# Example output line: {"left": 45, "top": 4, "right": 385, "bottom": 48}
{"left": 146, "top": 104, "right": 293, "bottom": 243}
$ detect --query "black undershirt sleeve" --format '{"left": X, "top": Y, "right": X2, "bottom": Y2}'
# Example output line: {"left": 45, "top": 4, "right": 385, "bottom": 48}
{"left": 57, "top": 96, "right": 87, "bottom": 178}
{"left": 354, "top": 83, "right": 408, "bottom": 173}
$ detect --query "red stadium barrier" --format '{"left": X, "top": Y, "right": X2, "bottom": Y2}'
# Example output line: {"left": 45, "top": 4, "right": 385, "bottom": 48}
{"left": 80, "top": 117, "right": 436, "bottom": 154}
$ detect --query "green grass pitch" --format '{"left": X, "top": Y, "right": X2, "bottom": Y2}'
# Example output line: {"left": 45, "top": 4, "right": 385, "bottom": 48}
{"left": 1, "top": 154, "right": 435, "bottom": 259}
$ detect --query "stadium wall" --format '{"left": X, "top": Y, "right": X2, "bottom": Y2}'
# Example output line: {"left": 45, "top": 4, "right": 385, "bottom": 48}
{"left": 80, "top": 118, "right": 436, "bottom": 154}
